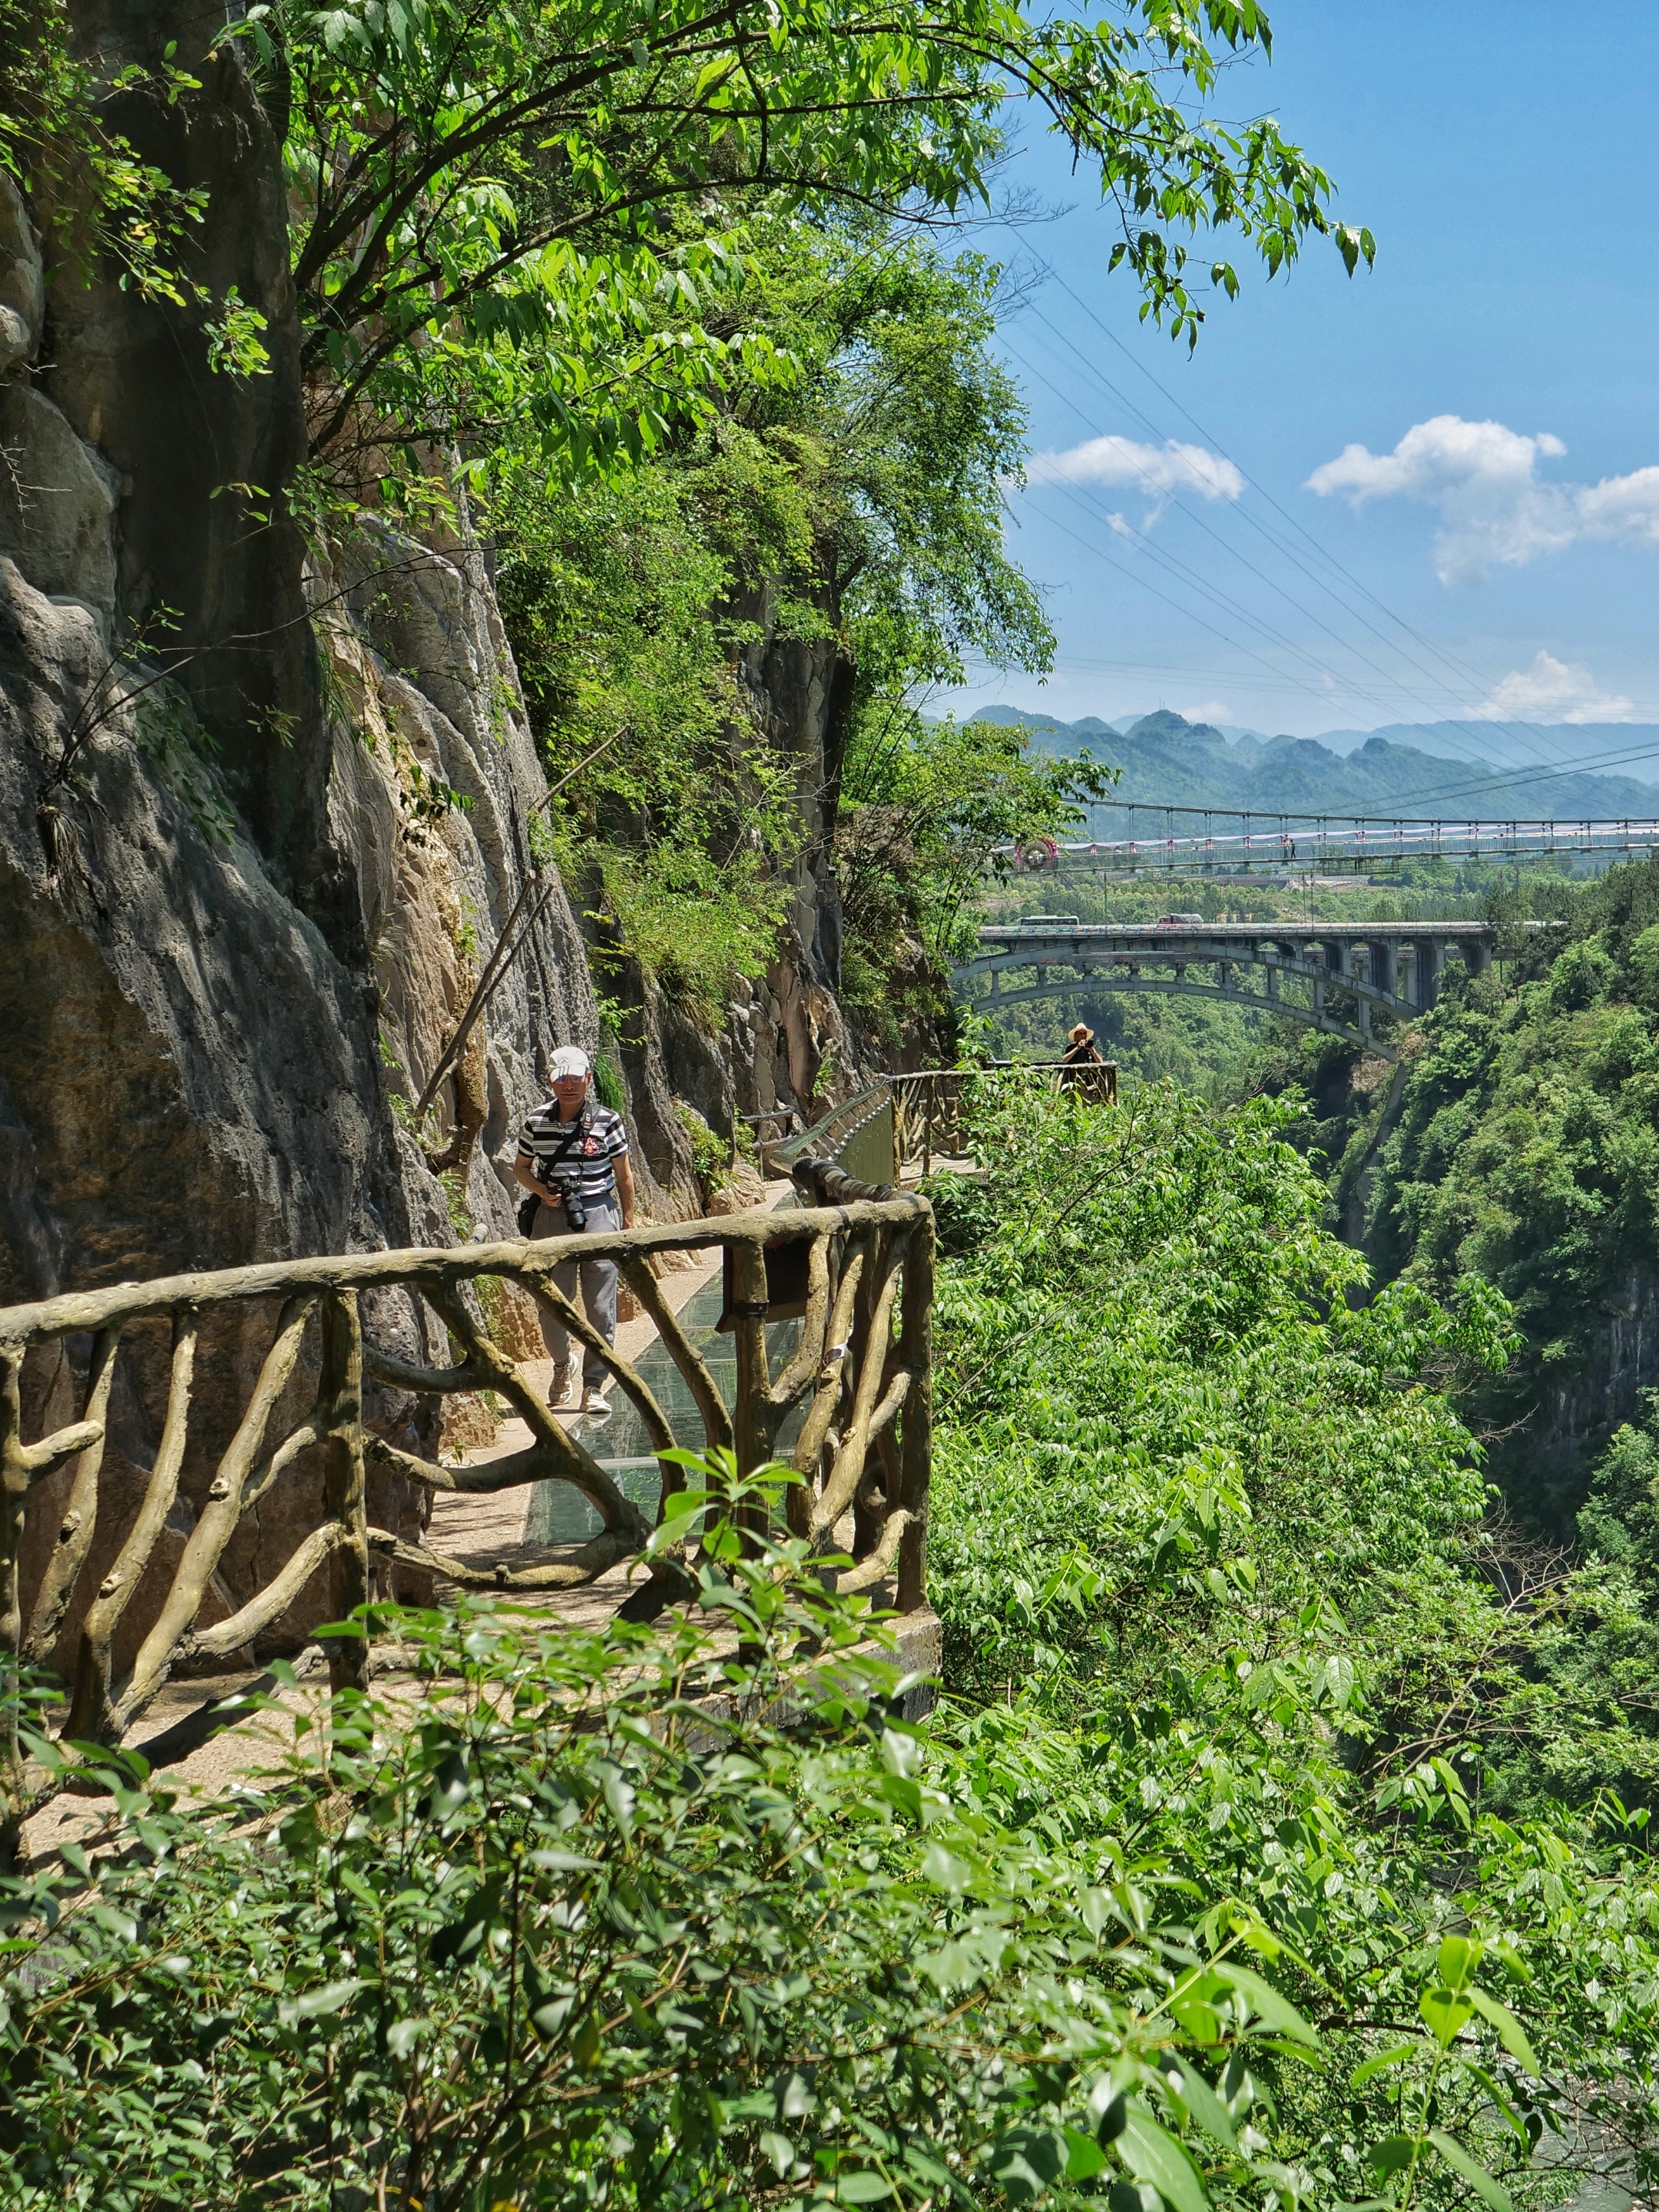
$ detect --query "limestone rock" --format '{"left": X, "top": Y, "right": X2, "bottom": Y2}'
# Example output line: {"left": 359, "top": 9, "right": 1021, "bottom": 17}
{"left": 0, "top": 387, "right": 121, "bottom": 624}
{"left": 0, "top": 171, "right": 44, "bottom": 374}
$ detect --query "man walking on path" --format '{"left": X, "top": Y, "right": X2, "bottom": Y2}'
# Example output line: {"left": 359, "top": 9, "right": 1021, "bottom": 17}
{"left": 513, "top": 1045, "right": 636, "bottom": 1416}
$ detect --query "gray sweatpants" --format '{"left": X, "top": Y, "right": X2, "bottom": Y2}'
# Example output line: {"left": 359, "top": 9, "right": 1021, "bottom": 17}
{"left": 530, "top": 1197, "right": 621, "bottom": 1386}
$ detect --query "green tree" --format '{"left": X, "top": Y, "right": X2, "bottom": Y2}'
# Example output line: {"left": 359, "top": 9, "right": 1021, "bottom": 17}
{"left": 836, "top": 713, "right": 1114, "bottom": 1038}
{"left": 492, "top": 228, "right": 1084, "bottom": 1019}
{"left": 204, "top": 0, "right": 1371, "bottom": 480}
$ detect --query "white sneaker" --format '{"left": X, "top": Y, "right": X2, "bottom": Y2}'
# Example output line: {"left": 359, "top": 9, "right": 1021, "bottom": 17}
{"left": 550, "top": 1364, "right": 573, "bottom": 1408}
{"left": 581, "top": 1388, "right": 611, "bottom": 1417}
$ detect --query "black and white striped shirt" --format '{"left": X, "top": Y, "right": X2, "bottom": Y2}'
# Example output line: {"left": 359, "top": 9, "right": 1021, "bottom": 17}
{"left": 518, "top": 1100, "right": 629, "bottom": 1206}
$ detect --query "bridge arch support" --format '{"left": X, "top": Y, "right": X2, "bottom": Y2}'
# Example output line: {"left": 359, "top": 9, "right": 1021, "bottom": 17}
{"left": 950, "top": 922, "right": 1498, "bottom": 1061}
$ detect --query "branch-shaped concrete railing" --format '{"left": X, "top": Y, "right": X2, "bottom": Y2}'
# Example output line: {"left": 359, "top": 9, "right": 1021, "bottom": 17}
{"left": 0, "top": 1193, "right": 933, "bottom": 1853}
{"left": 889, "top": 1061, "right": 1118, "bottom": 1174}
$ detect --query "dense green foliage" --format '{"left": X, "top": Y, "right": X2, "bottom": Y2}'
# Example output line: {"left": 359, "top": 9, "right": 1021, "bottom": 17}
{"left": 922, "top": 1078, "right": 1659, "bottom": 2204}
{"left": 12, "top": 1106, "right": 1659, "bottom": 2210}
{"left": 926, "top": 1082, "right": 1506, "bottom": 1710}
{"left": 1366, "top": 865, "right": 1659, "bottom": 1491}
{"left": 0, "top": 1476, "right": 1384, "bottom": 2211}
{"left": 491, "top": 226, "right": 1108, "bottom": 1017}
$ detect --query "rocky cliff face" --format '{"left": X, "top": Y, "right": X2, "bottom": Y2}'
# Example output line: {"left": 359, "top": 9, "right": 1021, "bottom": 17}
{"left": 0, "top": 11, "right": 883, "bottom": 1677}
{"left": 0, "top": 18, "right": 600, "bottom": 1670}
{"left": 1485, "top": 1264, "right": 1659, "bottom": 1523}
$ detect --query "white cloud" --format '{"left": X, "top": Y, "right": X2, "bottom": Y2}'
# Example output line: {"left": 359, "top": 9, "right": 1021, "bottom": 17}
{"left": 1306, "top": 414, "right": 1659, "bottom": 584}
{"left": 1182, "top": 700, "right": 1236, "bottom": 727}
{"left": 1025, "top": 435, "right": 1244, "bottom": 504}
{"left": 1471, "top": 650, "right": 1635, "bottom": 724}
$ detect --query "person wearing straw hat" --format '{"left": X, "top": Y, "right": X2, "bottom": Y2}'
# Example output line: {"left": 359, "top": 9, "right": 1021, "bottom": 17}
{"left": 513, "top": 1045, "right": 635, "bottom": 1416}
{"left": 1061, "top": 1021, "right": 1104, "bottom": 1068}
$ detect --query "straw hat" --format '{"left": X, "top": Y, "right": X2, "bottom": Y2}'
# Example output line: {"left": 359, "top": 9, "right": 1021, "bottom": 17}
{"left": 1067, "top": 1022, "right": 1095, "bottom": 1045}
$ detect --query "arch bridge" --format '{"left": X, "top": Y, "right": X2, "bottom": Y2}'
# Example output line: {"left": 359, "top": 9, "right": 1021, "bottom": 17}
{"left": 951, "top": 920, "right": 1501, "bottom": 1058}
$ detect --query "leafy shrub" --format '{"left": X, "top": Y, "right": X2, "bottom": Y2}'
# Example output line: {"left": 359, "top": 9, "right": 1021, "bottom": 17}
{"left": 2, "top": 1466, "right": 1343, "bottom": 2212}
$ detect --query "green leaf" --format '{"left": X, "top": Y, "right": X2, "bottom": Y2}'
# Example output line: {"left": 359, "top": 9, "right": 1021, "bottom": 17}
{"left": 879, "top": 1772, "right": 923, "bottom": 1823}
{"left": 1419, "top": 1987, "right": 1473, "bottom": 2048}
{"left": 1437, "top": 1935, "right": 1479, "bottom": 1992}
{"left": 760, "top": 2131, "right": 795, "bottom": 2177}
{"left": 1116, "top": 2109, "right": 1208, "bottom": 2212}
{"left": 1205, "top": 1961, "right": 1320, "bottom": 2046}
{"left": 1065, "top": 2127, "right": 1110, "bottom": 2180}
{"left": 1366, "top": 2135, "right": 1417, "bottom": 2178}
{"left": 600, "top": 1763, "right": 636, "bottom": 1843}
{"left": 1170, "top": 2060, "right": 1236, "bottom": 2149}
{"left": 1467, "top": 1987, "right": 1540, "bottom": 2075}
{"left": 1426, "top": 2129, "right": 1512, "bottom": 2212}
{"left": 278, "top": 1979, "right": 361, "bottom": 2025}
{"left": 922, "top": 1842, "right": 972, "bottom": 1890}
{"left": 838, "top": 2172, "right": 893, "bottom": 2202}
{"left": 1350, "top": 2041, "right": 1422, "bottom": 2088}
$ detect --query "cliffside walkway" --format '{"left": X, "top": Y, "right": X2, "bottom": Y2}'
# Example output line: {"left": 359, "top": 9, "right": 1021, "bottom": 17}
{"left": 0, "top": 1120, "right": 935, "bottom": 1852}
{"left": 952, "top": 919, "right": 1505, "bottom": 1055}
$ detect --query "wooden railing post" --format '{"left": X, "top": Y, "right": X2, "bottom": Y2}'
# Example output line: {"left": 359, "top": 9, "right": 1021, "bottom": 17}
{"left": 730, "top": 1240, "right": 773, "bottom": 1542}
{"left": 896, "top": 1212, "right": 934, "bottom": 1615}
{"left": 322, "top": 1291, "right": 370, "bottom": 1695}
{"left": 0, "top": 1352, "right": 26, "bottom": 1869}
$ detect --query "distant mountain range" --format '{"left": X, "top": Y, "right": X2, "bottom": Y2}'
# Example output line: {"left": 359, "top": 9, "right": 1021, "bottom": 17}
{"left": 975, "top": 706, "right": 1659, "bottom": 822}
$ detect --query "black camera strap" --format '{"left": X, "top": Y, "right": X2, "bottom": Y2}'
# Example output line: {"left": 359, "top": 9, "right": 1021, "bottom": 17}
{"left": 518, "top": 1110, "right": 594, "bottom": 1236}
{"left": 539, "top": 1114, "right": 589, "bottom": 1178}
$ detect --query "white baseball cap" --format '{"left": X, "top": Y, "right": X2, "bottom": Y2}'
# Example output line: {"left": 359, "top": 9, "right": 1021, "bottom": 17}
{"left": 548, "top": 1045, "right": 591, "bottom": 1080}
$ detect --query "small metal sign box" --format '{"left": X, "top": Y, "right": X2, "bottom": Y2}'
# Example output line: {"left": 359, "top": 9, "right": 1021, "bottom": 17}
{"left": 717, "top": 1237, "right": 812, "bottom": 1331}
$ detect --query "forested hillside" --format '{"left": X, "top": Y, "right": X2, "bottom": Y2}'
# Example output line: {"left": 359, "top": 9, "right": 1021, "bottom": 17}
{"left": 11, "top": 1079, "right": 1659, "bottom": 2210}
{"left": 1362, "top": 862, "right": 1659, "bottom": 1517}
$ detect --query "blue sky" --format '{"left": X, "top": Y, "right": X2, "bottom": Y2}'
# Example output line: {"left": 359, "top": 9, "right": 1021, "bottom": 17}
{"left": 952, "top": 0, "right": 1659, "bottom": 757}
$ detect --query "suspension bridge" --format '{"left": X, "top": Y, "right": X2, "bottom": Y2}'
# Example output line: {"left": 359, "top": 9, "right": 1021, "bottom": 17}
{"left": 1005, "top": 802, "right": 1659, "bottom": 878}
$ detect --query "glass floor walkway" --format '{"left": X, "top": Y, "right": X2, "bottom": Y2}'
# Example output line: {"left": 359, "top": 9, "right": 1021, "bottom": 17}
{"left": 525, "top": 1266, "right": 805, "bottom": 1545}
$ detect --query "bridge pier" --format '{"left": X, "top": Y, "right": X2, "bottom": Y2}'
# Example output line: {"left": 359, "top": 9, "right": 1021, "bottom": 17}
{"left": 1419, "top": 936, "right": 1445, "bottom": 1011}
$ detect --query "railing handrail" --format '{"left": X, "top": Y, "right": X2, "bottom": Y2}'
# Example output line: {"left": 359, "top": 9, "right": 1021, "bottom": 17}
{"left": 766, "top": 1078, "right": 892, "bottom": 1171}
{"left": 0, "top": 1197, "right": 916, "bottom": 1348}
{"left": 766, "top": 1078, "right": 897, "bottom": 1188}
{"left": 887, "top": 1059, "right": 1118, "bottom": 1176}
{"left": 886, "top": 1058, "right": 1119, "bottom": 1089}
